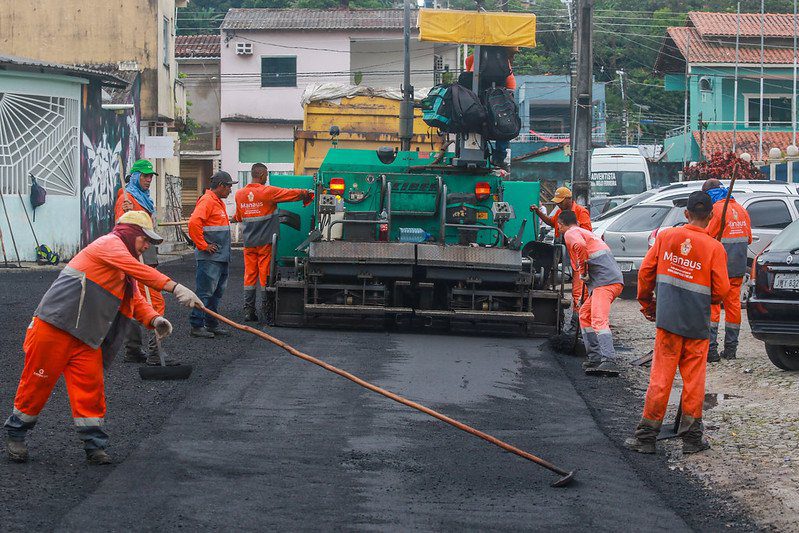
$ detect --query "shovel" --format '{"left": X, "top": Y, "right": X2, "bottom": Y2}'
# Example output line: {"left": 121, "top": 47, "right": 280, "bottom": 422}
{"left": 138, "top": 335, "right": 193, "bottom": 381}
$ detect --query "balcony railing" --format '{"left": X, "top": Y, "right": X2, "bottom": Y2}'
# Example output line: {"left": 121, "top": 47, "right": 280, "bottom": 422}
{"left": 511, "top": 131, "right": 606, "bottom": 143}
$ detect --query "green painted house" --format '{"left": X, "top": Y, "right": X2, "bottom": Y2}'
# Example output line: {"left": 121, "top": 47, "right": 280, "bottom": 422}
{"left": 657, "top": 12, "right": 799, "bottom": 164}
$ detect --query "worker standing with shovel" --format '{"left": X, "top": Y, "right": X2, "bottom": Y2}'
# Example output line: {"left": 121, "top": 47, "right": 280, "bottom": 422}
{"left": 4, "top": 211, "right": 202, "bottom": 464}
{"left": 625, "top": 192, "right": 730, "bottom": 455}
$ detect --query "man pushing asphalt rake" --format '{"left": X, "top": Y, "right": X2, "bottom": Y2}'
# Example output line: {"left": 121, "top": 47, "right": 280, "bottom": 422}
{"left": 197, "top": 304, "right": 577, "bottom": 488}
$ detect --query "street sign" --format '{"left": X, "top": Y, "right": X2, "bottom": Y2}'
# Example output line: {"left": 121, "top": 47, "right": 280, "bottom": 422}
{"left": 142, "top": 136, "right": 176, "bottom": 159}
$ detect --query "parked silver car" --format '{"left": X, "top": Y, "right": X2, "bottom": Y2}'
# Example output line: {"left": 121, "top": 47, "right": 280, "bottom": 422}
{"left": 603, "top": 193, "right": 799, "bottom": 286}
{"left": 592, "top": 180, "right": 799, "bottom": 238}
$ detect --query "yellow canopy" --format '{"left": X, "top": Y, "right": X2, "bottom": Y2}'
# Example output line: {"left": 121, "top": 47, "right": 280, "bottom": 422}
{"left": 418, "top": 9, "right": 536, "bottom": 48}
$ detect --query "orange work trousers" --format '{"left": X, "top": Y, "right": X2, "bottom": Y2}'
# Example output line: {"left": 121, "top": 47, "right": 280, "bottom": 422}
{"left": 579, "top": 283, "right": 623, "bottom": 332}
{"left": 571, "top": 273, "right": 584, "bottom": 311}
{"left": 243, "top": 244, "right": 273, "bottom": 290}
{"left": 12, "top": 318, "right": 106, "bottom": 425}
{"left": 643, "top": 328, "right": 709, "bottom": 423}
{"left": 711, "top": 276, "right": 743, "bottom": 327}
{"left": 139, "top": 283, "right": 165, "bottom": 314}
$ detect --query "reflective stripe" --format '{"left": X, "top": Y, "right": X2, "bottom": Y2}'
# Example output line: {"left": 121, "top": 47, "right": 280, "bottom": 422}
{"left": 581, "top": 327, "right": 595, "bottom": 333}
{"left": 74, "top": 417, "right": 105, "bottom": 427}
{"left": 242, "top": 214, "right": 275, "bottom": 224}
{"left": 596, "top": 329, "right": 611, "bottom": 335}
{"left": 710, "top": 322, "right": 719, "bottom": 328}
{"left": 63, "top": 266, "right": 88, "bottom": 329}
{"left": 588, "top": 249, "right": 609, "bottom": 259}
{"left": 721, "top": 236, "right": 749, "bottom": 244}
{"left": 244, "top": 285, "right": 257, "bottom": 291}
{"left": 13, "top": 408, "right": 37, "bottom": 423}
{"left": 203, "top": 225, "right": 230, "bottom": 232}
{"left": 656, "top": 274, "right": 710, "bottom": 295}
{"left": 726, "top": 323, "right": 741, "bottom": 330}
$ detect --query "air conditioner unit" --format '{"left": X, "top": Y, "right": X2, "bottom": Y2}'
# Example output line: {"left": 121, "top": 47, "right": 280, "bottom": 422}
{"left": 236, "top": 42, "right": 253, "bottom": 55}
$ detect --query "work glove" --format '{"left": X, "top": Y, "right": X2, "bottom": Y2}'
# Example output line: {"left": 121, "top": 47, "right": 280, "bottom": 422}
{"left": 173, "top": 284, "right": 203, "bottom": 308}
{"left": 640, "top": 301, "right": 656, "bottom": 322}
{"left": 302, "top": 191, "right": 315, "bottom": 207}
{"left": 579, "top": 271, "right": 590, "bottom": 283}
{"left": 152, "top": 316, "right": 173, "bottom": 339}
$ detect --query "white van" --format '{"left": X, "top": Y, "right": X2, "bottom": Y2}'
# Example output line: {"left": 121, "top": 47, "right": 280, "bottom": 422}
{"left": 590, "top": 147, "right": 652, "bottom": 196}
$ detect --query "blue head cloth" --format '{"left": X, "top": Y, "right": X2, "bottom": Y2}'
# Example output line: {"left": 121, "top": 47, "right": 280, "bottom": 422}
{"left": 706, "top": 186, "right": 730, "bottom": 204}
{"left": 125, "top": 171, "right": 155, "bottom": 214}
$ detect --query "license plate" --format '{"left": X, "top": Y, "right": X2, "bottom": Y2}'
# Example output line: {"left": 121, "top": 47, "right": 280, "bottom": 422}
{"left": 774, "top": 273, "right": 799, "bottom": 290}
{"left": 618, "top": 261, "right": 633, "bottom": 272}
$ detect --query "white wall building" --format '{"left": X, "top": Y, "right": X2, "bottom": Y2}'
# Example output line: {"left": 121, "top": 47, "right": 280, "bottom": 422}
{"left": 219, "top": 8, "right": 459, "bottom": 184}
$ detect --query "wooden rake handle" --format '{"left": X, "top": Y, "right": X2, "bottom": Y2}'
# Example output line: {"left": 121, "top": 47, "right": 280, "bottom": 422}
{"left": 198, "top": 305, "right": 576, "bottom": 486}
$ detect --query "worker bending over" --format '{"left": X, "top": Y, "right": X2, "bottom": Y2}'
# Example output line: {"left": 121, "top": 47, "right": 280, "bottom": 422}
{"left": 188, "top": 171, "right": 237, "bottom": 338}
{"left": 625, "top": 192, "right": 730, "bottom": 455}
{"left": 702, "top": 178, "right": 752, "bottom": 362}
{"left": 531, "top": 186, "right": 592, "bottom": 332}
{"left": 114, "top": 158, "right": 178, "bottom": 366}
{"left": 559, "top": 210, "right": 624, "bottom": 376}
{"left": 4, "top": 211, "right": 202, "bottom": 464}
{"left": 233, "top": 163, "right": 311, "bottom": 322}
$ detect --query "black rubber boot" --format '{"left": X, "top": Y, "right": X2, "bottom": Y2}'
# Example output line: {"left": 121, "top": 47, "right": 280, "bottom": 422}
{"left": 86, "top": 449, "right": 112, "bottom": 465}
{"left": 680, "top": 418, "right": 710, "bottom": 454}
{"left": 243, "top": 307, "right": 259, "bottom": 323}
{"left": 624, "top": 418, "right": 661, "bottom": 454}
{"left": 582, "top": 360, "right": 600, "bottom": 370}
{"left": 707, "top": 346, "right": 721, "bottom": 363}
{"left": 206, "top": 326, "right": 231, "bottom": 337}
{"left": 721, "top": 345, "right": 737, "bottom": 360}
{"left": 586, "top": 360, "right": 620, "bottom": 377}
{"left": 6, "top": 438, "right": 28, "bottom": 463}
{"left": 123, "top": 348, "right": 147, "bottom": 364}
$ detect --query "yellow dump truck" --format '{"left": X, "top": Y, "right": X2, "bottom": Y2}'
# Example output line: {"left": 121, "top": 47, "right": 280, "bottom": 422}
{"left": 294, "top": 91, "right": 444, "bottom": 175}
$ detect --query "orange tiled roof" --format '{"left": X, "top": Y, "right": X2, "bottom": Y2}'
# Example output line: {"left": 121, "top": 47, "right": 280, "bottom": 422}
{"left": 176, "top": 35, "right": 220, "bottom": 58}
{"left": 688, "top": 11, "right": 799, "bottom": 38}
{"left": 693, "top": 130, "right": 795, "bottom": 159}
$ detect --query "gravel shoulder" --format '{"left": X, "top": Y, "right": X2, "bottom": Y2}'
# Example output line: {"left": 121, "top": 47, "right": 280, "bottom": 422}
{"left": 610, "top": 295, "right": 799, "bottom": 532}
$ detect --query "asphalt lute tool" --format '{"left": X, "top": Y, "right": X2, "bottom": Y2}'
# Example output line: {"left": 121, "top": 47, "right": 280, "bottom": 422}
{"left": 199, "top": 305, "right": 576, "bottom": 487}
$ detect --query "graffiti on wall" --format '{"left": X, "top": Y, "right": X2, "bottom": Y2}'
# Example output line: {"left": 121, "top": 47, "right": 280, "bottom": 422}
{"left": 80, "top": 75, "right": 141, "bottom": 246}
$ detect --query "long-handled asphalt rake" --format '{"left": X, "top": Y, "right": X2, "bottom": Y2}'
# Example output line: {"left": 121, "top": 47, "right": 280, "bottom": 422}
{"left": 199, "top": 305, "right": 576, "bottom": 487}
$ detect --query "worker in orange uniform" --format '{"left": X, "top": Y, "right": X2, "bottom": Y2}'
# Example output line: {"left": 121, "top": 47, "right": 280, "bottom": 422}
{"left": 530, "top": 186, "right": 593, "bottom": 333}
{"left": 464, "top": 46, "right": 518, "bottom": 168}
{"left": 625, "top": 192, "right": 730, "bottom": 455}
{"left": 559, "top": 209, "right": 625, "bottom": 376}
{"left": 188, "top": 171, "right": 237, "bottom": 338}
{"left": 702, "top": 178, "right": 752, "bottom": 362}
{"left": 233, "top": 163, "right": 311, "bottom": 322}
{"left": 4, "top": 211, "right": 202, "bottom": 464}
{"left": 114, "top": 158, "right": 175, "bottom": 366}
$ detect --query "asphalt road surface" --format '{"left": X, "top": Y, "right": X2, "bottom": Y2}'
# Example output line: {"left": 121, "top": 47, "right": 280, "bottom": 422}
{"left": 0, "top": 253, "right": 753, "bottom": 531}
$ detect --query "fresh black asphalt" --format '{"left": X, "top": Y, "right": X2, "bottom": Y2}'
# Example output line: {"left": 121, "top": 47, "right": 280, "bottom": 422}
{"left": 0, "top": 253, "right": 754, "bottom": 531}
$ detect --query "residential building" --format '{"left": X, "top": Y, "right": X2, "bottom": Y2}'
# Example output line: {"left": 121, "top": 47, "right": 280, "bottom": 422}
{"left": 176, "top": 34, "right": 222, "bottom": 216}
{"left": 511, "top": 75, "right": 606, "bottom": 166}
{"left": 0, "top": 55, "right": 138, "bottom": 261}
{"left": 0, "top": 0, "right": 189, "bottom": 228}
{"left": 219, "top": 8, "right": 459, "bottom": 182}
{"left": 657, "top": 11, "right": 799, "bottom": 163}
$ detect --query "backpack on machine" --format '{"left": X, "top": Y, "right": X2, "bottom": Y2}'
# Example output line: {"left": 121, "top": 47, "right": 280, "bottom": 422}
{"left": 484, "top": 87, "right": 521, "bottom": 141}
{"left": 421, "top": 84, "right": 453, "bottom": 131}
{"left": 36, "top": 244, "right": 59, "bottom": 266}
{"left": 478, "top": 46, "right": 512, "bottom": 87}
{"left": 422, "top": 84, "right": 486, "bottom": 134}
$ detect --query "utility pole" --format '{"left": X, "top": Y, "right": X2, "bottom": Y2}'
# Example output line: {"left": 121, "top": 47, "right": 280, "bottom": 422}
{"left": 399, "top": 0, "right": 414, "bottom": 151}
{"left": 571, "top": 0, "right": 593, "bottom": 207}
{"left": 617, "top": 69, "right": 629, "bottom": 144}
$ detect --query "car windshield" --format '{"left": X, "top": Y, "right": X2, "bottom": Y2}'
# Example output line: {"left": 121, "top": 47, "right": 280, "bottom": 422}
{"left": 768, "top": 219, "right": 799, "bottom": 252}
{"left": 606, "top": 205, "right": 670, "bottom": 233}
{"left": 595, "top": 190, "right": 656, "bottom": 221}
{"left": 591, "top": 171, "right": 648, "bottom": 196}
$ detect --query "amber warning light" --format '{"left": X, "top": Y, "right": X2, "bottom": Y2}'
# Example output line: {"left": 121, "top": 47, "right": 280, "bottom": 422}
{"left": 329, "top": 178, "right": 346, "bottom": 195}
{"left": 475, "top": 182, "right": 491, "bottom": 201}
